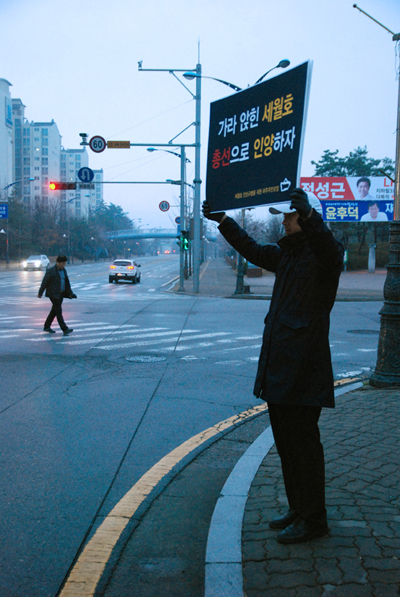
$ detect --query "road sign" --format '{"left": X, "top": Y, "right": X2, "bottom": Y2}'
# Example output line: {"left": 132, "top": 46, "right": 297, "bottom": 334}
{"left": 0, "top": 204, "right": 8, "bottom": 219}
{"left": 78, "top": 183, "right": 95, "bottom": 190}
{"left": 159, "top": 201, "right": 170, "bottom": 212}
{"left": 78, "top": 167, "right": 94, "bottom": 182}
{"left": 175, "top": 217, "right": 180, "bottom": 224}
{"left": 89, "top": 136, "right": 106, "bottom": 153}
{"left": 107, "top": 141, "right": 130, "bottom": 149}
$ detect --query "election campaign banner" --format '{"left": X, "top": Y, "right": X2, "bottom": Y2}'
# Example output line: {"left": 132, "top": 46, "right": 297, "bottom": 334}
{"left": 300, "top": 176, "right": 394, "bottom": 222}
{"left": 206, "top": 61, "right": 312, "bottom": 212}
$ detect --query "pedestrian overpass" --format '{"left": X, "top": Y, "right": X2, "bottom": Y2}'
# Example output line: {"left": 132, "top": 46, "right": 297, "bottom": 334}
{"left": 108, "top": 228, "right": 217, "bottom": 242}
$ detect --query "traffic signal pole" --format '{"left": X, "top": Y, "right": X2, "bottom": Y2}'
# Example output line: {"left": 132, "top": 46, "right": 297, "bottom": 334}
{"left": 179, "top": 147, "right": 186, "bottom": 292}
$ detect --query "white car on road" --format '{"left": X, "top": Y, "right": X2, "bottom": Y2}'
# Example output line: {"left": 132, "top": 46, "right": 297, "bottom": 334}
{"left": 109, "top": 259, "right": 141, "bottom": 284}
{"left": 22, "top": 255, "right": 50, "bottom": 271}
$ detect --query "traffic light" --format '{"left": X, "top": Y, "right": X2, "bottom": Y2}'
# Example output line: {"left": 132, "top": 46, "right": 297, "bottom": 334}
{"left": 49, "top": 182, "right": 76, "bottom": 191}
{"left": 181, "top": 230, "right": 189, "bottom": 251}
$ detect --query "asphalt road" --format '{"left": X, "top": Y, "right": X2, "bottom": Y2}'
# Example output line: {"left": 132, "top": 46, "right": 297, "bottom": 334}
{"left": 0, "top": 255, "right": 383, "bottom": 596}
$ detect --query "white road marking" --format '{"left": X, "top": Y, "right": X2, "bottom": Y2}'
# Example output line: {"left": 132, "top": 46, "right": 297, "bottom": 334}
{"left": 357, "top": 348, "right": 376, "bottom": 352}
{"left": 27, "top": 327, "right": 168, "bottom": 343}
{"left": 336, "top": 370, "right": 362, "bottom": 377}
{"left": 95, "top": 331, "right": 224, "bottom": 351}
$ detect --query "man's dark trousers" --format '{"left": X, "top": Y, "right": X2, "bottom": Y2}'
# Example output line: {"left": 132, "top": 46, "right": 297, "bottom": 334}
{"left": 268, "top": 403, "right": 327, "bottom": 526}
{"left": 44, "top": 296, "right": 67, "bottom": 332}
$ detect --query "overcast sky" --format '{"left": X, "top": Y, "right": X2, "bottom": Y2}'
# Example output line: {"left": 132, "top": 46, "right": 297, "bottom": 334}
{"left": 1, "top": 0, "right": 399, "bottom": 227}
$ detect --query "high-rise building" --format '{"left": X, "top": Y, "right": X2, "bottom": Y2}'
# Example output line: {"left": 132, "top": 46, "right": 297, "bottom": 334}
{"left": 60, "top": 147, "right": 90, "bottom": 217}
{"left": 89, "top": 169, "right": 104, "bottom": 211}
{"left": 9, "top": 91, "right": 98, "bottom": 219}
{"left": 12, "top": 98, "right": 61, "bottom": 209}
{"left": 0, "top": 79, "right": 13, "bottom": 194}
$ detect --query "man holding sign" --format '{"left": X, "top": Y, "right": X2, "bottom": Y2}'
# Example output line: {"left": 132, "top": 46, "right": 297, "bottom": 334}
{"left": 203, "top": 188, "right": 343, "bottom": 543}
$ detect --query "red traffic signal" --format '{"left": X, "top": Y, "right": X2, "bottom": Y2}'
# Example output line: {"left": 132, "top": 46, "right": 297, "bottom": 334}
{"left": 49, "top": 182, "right": 76, "bottom": 191}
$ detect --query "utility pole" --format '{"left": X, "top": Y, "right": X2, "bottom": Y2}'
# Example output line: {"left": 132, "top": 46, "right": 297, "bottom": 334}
{"left": 353, "top": 5, "right": 400, "bottom": 386}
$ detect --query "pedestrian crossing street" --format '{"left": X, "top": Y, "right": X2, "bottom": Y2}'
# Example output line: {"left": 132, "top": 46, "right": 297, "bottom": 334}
{"left": 0, "top": 315, "right": 263, "bottom": 361}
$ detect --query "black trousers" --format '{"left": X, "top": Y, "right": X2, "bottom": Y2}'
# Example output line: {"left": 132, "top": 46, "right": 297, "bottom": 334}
{"left": 44, "top": 297, "right": 67, "bottom": 332}
{"left": 268, "top": 402, "right": 327, "bottom": 525}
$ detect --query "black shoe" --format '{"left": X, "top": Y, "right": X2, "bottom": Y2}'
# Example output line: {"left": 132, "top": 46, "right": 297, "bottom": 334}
{"left": 277, "top": 518, "right": 330, "bottom": 544}
{"left": 269, "top": 509, "right": 299, "bottom": 530}
{"left": 44, "top": 327, "right": 56, "bottom": 334}
{"left": 63, "top": 328, "right": 74, "bottom": 336}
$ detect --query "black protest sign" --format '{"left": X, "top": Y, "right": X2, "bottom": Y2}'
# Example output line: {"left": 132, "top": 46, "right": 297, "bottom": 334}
{"left": 205, "top": 61, "right": 312, "bottom": 212}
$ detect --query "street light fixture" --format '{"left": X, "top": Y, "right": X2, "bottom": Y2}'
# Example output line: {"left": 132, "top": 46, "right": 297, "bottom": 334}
{"left": 147, "top": 147, "right": 191, "bottom": 163}
{"left": 254, "top": 59, "right": 291, "bottom": 85}
{"left": 183, "top": 72, "right": 242, "bottom": 92}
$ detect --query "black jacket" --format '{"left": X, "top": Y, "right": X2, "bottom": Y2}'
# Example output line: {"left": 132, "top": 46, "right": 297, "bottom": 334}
{"left": 38, "top": 265, "right": 73, "bottom": 299}
{"left": 218, "top": 211, "right": 344, "bottom": 408}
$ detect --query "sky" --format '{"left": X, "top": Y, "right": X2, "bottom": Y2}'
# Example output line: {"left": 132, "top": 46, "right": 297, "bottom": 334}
{"left": 1, "top": 0, "right": 399, "bottom": 228}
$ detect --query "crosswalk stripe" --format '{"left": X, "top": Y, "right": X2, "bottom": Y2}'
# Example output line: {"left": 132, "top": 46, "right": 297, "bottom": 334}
{"left": 68, "top": 329, "right": 201, "bottom": 347}
{"left": 96, "top": 331, "right": 230, "bottom": 351}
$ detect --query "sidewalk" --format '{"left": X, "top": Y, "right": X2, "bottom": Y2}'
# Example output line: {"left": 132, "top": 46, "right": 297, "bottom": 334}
{"left": 169, "top": 258, "right": 386, "bottom": 302}
{"left": 242, "top": 385, "right": 400, "bottom": 597}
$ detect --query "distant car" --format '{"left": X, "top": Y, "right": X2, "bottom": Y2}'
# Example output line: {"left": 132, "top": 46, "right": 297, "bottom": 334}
{"left": 109, "top": 259, "right": 141, "bottom": 284}
{"left": 22, "top": 255, "right": 50, "bottom": 271}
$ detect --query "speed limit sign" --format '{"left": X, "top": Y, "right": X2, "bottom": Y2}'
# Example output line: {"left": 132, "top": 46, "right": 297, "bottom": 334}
{"left": 159, "top": 201, "right": 170, "bottom": 212}
{"left": 89, "top": 136, "right": 106, "bottom": 153}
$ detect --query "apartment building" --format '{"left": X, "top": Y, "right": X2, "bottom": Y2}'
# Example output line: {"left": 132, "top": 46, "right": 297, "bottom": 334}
{"left": 0, "top": 79, "right": 13, "bottom": 194}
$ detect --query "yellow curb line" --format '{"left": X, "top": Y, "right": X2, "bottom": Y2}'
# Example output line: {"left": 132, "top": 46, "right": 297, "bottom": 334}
{"left": 59, "top": 402, "right": 269, "bottom": 596}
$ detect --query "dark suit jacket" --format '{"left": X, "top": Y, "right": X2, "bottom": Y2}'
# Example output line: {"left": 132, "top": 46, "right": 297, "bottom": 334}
{"left": 38, "top": 265, "right": 73, "bottom": 299}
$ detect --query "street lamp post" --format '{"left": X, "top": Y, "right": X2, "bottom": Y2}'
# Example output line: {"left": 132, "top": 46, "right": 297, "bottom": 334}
{"left": 147, "top": 146, "right": 191, "bottom": 291}
{"left": 139, "top": 59, "right": 290, "bottom": 291}
{"left": 352, "top": 5, "right": 400, "bottom": 387}
{"left": 139, "top": 61, "right": 202, "bottom": 292}
{"left": 369, "top": 36, "right": 400, "bottom": 387}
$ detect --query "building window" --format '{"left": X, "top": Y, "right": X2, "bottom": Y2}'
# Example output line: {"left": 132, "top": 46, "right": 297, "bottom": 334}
{"left": 42, "top": 168, "right": 48, "bottom": 175}
{"left": 42, "top": 148, "right": 48, "bottom": 155}
{"left": 41, "top": 158, "right": 48, "bottom": 165}
{"left": 41, "top": 128, "right": 48, "bottom": 136}
{"left": 41, "top": 138, "right": 48, "bottom": 146}
{"left": 23, "top": 158, "right": 30, "bottom": 165}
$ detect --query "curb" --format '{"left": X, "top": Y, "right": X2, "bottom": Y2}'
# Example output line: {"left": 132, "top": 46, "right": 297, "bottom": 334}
{"left": 204, "top": 381, "right": 364, "bottom": 597}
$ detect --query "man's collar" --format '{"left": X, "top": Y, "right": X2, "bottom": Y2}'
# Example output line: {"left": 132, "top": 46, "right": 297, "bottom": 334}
{"left": 278, "top": 231, "right": 307, "bottom": 249}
